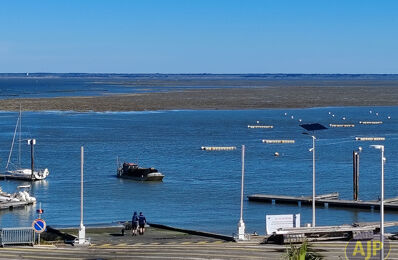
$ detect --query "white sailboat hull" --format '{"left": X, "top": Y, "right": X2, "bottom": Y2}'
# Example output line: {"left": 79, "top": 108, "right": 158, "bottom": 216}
{"left": 1, "top": 168, "right": 49, "bottom": 181}
{"left": 3, "top": 109, "right": 50, "bottom": 181}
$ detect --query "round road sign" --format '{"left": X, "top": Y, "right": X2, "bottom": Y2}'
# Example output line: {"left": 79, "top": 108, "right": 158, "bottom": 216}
{"left": 32, "top": 218, "right": 46, "bottom": 233}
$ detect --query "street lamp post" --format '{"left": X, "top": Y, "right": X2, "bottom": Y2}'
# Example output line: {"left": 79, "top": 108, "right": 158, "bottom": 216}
{"left": 371, "top": 145, "right": 385, "bottom": 260}
{"left": 302, "top": 133, "right": 316, "bottom": 227}
{"left": 310, "top": 135, "right": 316, "bottom": 227}
{"left": 237, "top": 145, "right": 246, "bottom": 240}
{"left": 353, "top": 147, "right": 362, "bottom": 201}
{"left": 300, "top": 123, "right": 327, "bottom": 228}
{"left": 78, "top": 146, "right": 86, "bottom": 244}
{"left": 304, "top": 135, "right": 317, "bottom": 227}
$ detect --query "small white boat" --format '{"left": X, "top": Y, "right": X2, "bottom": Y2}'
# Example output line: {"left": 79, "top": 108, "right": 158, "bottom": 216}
{"left": 0, "top": 185, "right": 36, "bottom": 204}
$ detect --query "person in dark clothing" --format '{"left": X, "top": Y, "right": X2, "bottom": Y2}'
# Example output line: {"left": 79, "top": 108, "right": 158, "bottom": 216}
{"left": 138, "top": 212, "right": 147, "bottom": 235}
{"left": 131, "top": 211, "right": 138, "bottom": 236}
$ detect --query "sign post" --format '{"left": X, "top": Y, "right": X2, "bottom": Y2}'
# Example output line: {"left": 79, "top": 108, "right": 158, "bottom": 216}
{"left": 33, "top": 202, "right": 45, "bottom": 245}
{"left": 32, "top": 218, "right": 46, "bottom": 245}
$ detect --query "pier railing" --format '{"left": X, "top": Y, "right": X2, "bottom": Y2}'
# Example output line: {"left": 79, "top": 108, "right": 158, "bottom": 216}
{"left": 0, "top": 227, "right": 35, "bottom": 246}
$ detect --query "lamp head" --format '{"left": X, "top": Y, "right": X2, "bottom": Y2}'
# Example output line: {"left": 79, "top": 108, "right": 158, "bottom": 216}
{"left": 302, "top": 132, "right": 316, "bottom": 139}
{"left": 370, "top": 145, "right": 384, "bottom": 150}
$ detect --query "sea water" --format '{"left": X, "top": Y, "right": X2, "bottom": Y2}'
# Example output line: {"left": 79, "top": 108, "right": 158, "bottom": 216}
{"left": 0, "top": 107, "right": 397, "bottom": 235}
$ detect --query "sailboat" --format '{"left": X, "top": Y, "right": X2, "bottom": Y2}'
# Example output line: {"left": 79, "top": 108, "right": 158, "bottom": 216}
{"left": 0, "top": 110, "right": 49, "bottom": 181}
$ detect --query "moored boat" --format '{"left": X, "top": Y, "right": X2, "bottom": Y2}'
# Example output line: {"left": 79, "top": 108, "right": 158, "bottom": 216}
{"left": 0, "top": 109, "right": 49, "bottom": 181}
{"left": 0, "top": 168, "right": 50, "bottom": 181}
{"left": 0, "top": 185, "right": 36, "bottom": 206}
{"left": 117, "top": 162, "right": 164, "bottom": 181}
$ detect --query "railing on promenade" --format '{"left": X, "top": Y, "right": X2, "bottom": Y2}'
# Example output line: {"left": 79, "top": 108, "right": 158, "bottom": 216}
{"left": 0, "top": 227, "right": 35, "bottom": 247}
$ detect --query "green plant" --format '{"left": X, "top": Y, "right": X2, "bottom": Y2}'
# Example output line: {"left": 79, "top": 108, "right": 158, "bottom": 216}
{"left": 283, "top": 240, "right": 322, "bottom": 260}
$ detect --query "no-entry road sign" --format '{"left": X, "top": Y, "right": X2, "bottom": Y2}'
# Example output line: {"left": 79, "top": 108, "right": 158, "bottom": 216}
{"left": 32, "top": 218, "right": 46, "bottom": 233}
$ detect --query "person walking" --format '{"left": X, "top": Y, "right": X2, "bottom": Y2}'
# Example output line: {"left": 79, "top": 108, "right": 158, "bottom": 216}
{"left": 138, "top": 212, "right": 147, "bottom": 235}
{"left": 131, "top": 212, "right": 138, "bottom": 236}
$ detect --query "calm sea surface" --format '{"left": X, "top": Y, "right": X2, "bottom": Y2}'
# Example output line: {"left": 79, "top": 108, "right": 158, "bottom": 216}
{"left": 0, "top": 107, "right": 397, "bottom": 235}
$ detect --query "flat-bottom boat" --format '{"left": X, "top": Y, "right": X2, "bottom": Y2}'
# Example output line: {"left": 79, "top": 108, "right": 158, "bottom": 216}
{"left": 117, "top": 162, "right": 164, "bottom": 181}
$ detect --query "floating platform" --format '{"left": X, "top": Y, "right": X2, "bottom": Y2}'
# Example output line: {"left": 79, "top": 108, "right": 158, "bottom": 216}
{"left": 0, "top": 201, "right": 34, "bottom": 210}
{"left": 329, "top": 124, "right": 355, "bottom": 128}
{"left": 248, "top": 193, "right": 398, "bottom": 210}
{"left": 0, "top": 173, "right": 37, "bottom": 181}
{"left": 355, "top": 137, "right": 385, "bottom": 141}
{"left": 247, "top": 125, "right": 273, "bottom": 129}
{"left": 266, "top": 221, "right": 398, "bottom": 244}
{"left": 200, "top": 146, "right": 236, "bottom": 151}
{"left": 359, "top": 121, "right": 383, "bottom": 125}
{"left": 262, "top": 140, "right": 295, "bottom": 144}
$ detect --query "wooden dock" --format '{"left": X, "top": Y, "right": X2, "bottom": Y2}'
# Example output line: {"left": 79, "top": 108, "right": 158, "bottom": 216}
{"left": 248, "top": 193, "right": 398, "bottom": 210}
{"left": 0, "top": 201, "right": 34, "bottom": 210}
{"left": 266, "top": 221, "right": 398, "bottom": 244}
{"left": 0, "top": 173, "right": 37, "bottom": 181}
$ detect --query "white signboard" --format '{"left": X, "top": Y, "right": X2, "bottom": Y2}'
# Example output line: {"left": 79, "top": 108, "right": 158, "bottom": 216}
{"left": 266, "top": 214, "right": 300, "bottom": 235}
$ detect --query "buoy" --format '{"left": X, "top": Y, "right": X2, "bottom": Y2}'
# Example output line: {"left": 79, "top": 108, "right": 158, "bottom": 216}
{"left": 256, "top": 121, "right": 260, "bottom": 124}
{"left": 274, "top": 152, "right": 280, "bottom": 157}
{"left": 388, "top": 116, "right": 391, "bottom": 119}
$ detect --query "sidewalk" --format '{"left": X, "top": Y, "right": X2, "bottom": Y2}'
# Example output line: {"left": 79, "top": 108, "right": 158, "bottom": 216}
{"left": 52, "top": 225, "right": 238, "bottom": 247}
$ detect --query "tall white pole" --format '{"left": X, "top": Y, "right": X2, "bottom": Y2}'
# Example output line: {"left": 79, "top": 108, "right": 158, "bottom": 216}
{"left": 237, "top": 145, "right": 246, "bottom": 240}
{"left": 240, "top": 145, "right": 245, "bottom": 221}
{"left": 81, "top": 146, "right": 84, "bottom": 227}
{"left": 380, "top": 146, "right": 385, "bottom": 260}
{"left": 371, "top": 145, "right": 385, "bottom": 260}
{"left": 312, "top": 136, "right": 316, "bottom": 227}
{"left": 77, "top": 146, "right": 86, "bottom": 245}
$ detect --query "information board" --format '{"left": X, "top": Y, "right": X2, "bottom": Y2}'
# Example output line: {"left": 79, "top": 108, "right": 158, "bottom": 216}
{"left": 266, "top": 214, "right": 300, "bottom": 235}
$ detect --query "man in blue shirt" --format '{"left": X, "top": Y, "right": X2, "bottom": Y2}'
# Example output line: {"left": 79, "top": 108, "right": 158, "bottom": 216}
{"left": 131, "top": 212, "right": 138, "bottom": 236}
{"left": 138, "top": 212, "right": 147, "bottom": 235}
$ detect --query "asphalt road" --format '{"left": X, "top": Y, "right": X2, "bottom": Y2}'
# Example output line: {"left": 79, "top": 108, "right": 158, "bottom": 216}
{"left": 2, "top": 242, "right": 398, "bottom": 259}
{"left": 2, "top": 226, "right": 398, "bottom": 259}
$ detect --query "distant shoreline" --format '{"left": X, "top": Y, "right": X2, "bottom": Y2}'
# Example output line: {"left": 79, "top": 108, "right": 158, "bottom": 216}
{"left": 0, "top": 85, "right": 397, "bottom": 112}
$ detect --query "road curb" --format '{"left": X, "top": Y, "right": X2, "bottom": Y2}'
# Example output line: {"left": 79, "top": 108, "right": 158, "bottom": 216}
{"left": 148, "top": 223, "right": 235, "bottom": 242}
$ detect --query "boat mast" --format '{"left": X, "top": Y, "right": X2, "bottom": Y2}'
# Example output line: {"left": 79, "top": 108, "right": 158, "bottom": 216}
{"left": 18, "top": 106, "right": 22, "bottom": 168}
{"left": 6, "top": 113, "right": 20, "bottom": 170}
{"left": 28, "top": 139, "right": 36, "bottom": 179}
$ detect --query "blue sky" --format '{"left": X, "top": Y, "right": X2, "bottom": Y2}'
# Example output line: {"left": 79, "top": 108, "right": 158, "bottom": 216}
{"left": 0, "top": 0, "right": 397, "bottom": 73}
